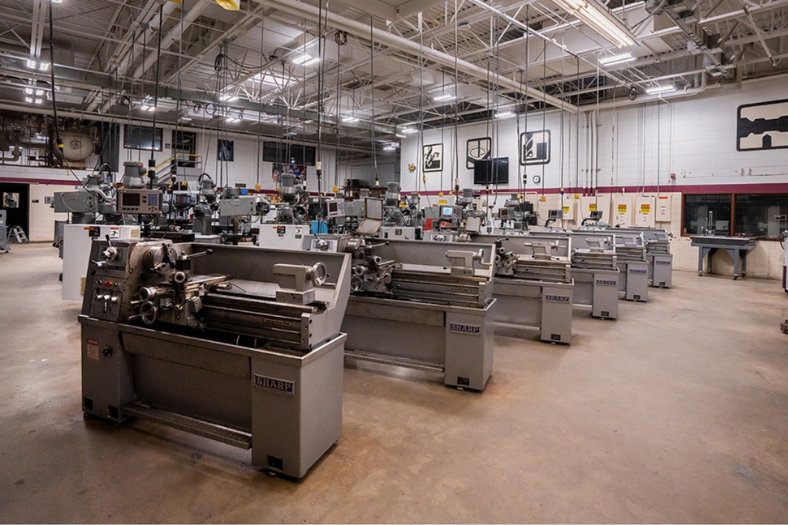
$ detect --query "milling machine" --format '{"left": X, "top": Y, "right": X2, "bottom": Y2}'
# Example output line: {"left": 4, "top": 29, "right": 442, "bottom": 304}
{"left": 79, "top": 238, "right": 351, "bottom": 478}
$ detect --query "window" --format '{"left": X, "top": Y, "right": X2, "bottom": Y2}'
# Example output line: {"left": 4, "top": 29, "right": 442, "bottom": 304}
{"left": 124, "top": 125, "right": 162, "bottom": 151}
{"left": 263, "top": 142, "right": 316, "bottom": 166}
{"left": 734, "top": 194, "right": 788, "bottom": 238}
{"left": 683, "top": 193, "right": 788, "bottom": 239}
{"left": 683, "top": 194, "right": 732, "bottom": 235}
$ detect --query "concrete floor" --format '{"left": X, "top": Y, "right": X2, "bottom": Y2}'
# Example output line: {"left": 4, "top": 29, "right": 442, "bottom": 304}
{"left": 1, "top": 243, "right": 787, "bottom": 523}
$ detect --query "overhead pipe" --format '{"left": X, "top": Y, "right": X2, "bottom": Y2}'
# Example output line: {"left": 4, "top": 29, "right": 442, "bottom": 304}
{"left": 252, "top": 0, "right": 577, "bottom": 112}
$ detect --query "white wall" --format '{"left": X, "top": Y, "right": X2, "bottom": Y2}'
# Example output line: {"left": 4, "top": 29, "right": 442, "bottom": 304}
{"left": 399, "top": 75, "right": 788, "bottom": 280}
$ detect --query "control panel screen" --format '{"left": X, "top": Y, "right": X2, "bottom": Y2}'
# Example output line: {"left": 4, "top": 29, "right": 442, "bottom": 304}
{"left": 121, "top": 192, "right": 140, "bottom": 207}
{"left": 441, "top": 206, "right": 454, "bottom": 217}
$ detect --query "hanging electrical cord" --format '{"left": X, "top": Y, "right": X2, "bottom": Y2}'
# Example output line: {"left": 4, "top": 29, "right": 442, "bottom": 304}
{"left": 334, "top": 31, "right": 342, "bottom": 192}
{"left": 559, "top": 34, "right": 565, "bottom": 226}
{"left": 146, "top": 5, "right": 164, "bottom": 191}
{"left": 370, "top": 16, "right": 379, "bottom": 187}
{"left": 575, "top": 58, "right": 580, "bottom": 193}
{"left": 256, "top": 12, "right": 265, "bottom": 187}
{"left": 541, "top": 42, "right": 547, "bottom": 198}
{"left": 452, "top": 0, "right": 459, "bottom": 197}
{"left": 522, "top": 4, "right": 529, "bottom": 195}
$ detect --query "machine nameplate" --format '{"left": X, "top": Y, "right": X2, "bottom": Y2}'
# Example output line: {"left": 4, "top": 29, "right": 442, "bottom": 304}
{"left": 596, "top": 279, "right": 617, "bottom": 286}
{"left": 449, "top": 323, "right": 481, "bottom": 336}
{"left": 629, "top": 268, "right": 648, "bottom": 274}
{"left": 254, "top": 375, "right": 296, "bottom": 395}
{"left": 86, "top": 338, "right": 100, "bottom": 360}
{"left": 656, "top": 260, "right": 672, "bottom": 265}
{"left": 545, "top": 295, "right": 570, "bottom": 303}
{"left": 263, "top": 318, "right": 294, "bottom": 328}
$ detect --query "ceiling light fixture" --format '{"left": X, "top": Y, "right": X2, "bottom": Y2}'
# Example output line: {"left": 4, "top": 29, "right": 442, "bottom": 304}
{"left": 401, "top": 127, "right": 418, "bottom": 134}
{"left": 495, "top": 110, "right": 515, "bottom": 119}
{"left": 599, "top": 52, "right": 635, "bottom": 66}
{"left": 645, "top": 84, "right": 676, "bottom": 95}
{"left": 292, "top": 54, "right": 320, "bottom": 66}
{"left": 383, "top": 145, "right": 396, "bottom": 151}
{"left": 551, "top": 0, "right": 636, "bottom": 48}
{"left": 220, "top": 93, "right": 239, "bottom": 102}
{"left": 37, "top": 62, "right": 50, "bottom": 71}
{"left": 24, "top": 97, "right": 33, "bottom": 103}
{"left": 433, "top": 94, "right": 457, "bottom": 102}
{"left": 34, "top": 98, "right": 42, "bottom": 104}
{"left": 342, "top": 116, "right": 359, "bottom": 123}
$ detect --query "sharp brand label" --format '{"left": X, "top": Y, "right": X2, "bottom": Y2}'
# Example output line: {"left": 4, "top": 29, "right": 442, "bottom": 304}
{"left": 254, "top": 375, "right": 295, "bottom": 396}
{"left": 656, "top": 260, "right": 672, "bottom": 265}
{"left": 449, "top": 323, "right": 481, "bottom": 336}
{"left": 596, "top": 279, "right": 617, "bottom": 286}
{"left": 629, "top": 268, "right": 648, "bottom": 274}
{"left": 545, "top": 295, "right": 570, "bottom": 303}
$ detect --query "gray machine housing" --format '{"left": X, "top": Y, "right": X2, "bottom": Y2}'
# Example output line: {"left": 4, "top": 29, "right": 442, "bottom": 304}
{"left": 473, "top": 233, "right": 573, "bottom": 344}
{"left": 306, "top": 236, "right": 497, "bottom": 391}
{"left": 79, "top": 239, "right": 351, "bottom": 478}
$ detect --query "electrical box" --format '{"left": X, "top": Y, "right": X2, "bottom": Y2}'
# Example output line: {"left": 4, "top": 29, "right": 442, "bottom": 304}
{"left": 62, "top": 224, "right": 141, "bottom": 301}
{"left": 635, "top": 196, "right": 656, "bottom": 228}
{"left": 561, "top": 200, "right": 576, "bottom": 222}
{"left": 656, "top": 195, "right": 672, "bottom": 223}
{"left": 611, "top": 195, "right": 633, "bottom": 226}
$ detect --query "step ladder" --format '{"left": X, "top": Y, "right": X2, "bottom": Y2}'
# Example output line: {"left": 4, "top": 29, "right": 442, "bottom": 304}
{"left": 9, "top": 226, "right": 28, "bottom": 244}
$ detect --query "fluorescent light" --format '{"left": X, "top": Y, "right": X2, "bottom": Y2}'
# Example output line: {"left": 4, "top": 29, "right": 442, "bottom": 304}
{"left": 141, "top": 104, "right": 155, "bottom": 111}
{"left": 35, "top": 89, "right": 45, "bottom": 96}
{"left": 24, "top": 97, "right": 33, "bottom": 103}
{"left": 225, "top": 117, "right": 240, "bottom": 123}
{"left": 383, "top": 145, "right": 396, "bottom": 151}
{"left": 220, "top": 93, "right": 239, "bottom": 102}
{"left": 645, "top": 84, "right": 676, "bottom": 95}
{"left": 51, "top": 0, "right": 63, "bottom": 3}
{"left": 599, "top": 52, "right": 635, "bottom": 66}
{"left": 433, "top": 93, "right": 456, "bottom": 102}
{"left": 24, "top": 88, "right": 33, "bottom": 95}
{"left": 34, "top": 98, "right": 42, "bottom": 104}
{"left": 25, "top": 60, "right": 37, "bottom": 69}
{"left": 342, "top": 116, "right": 359, "bottom": 123}
{"left": 551, "top": 0, "right": 636, "bottom": 48}
{"left": 38, "top": 62, "right": 50, "bottom": 71}
{"left": 401, "top": 127, "right": 418, "bottom": 134}
{"left": 292, "top": 54, "right": 320, "bottom": 66}
{"left": 495, "top": 110, "right": 515, "bottom": 119}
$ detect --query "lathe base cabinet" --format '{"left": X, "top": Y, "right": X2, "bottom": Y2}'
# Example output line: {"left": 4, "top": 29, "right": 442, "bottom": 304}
{"left": 492, "top": 279, "right": 573, "bottom": 344}
{"left": 80, "top": 316, "right": 345, "bottom": 479}
{"left": 342, "top": 296, "right": 495, "bottom": 391}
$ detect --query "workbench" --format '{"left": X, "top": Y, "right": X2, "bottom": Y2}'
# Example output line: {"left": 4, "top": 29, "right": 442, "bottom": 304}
{"left": 690, "top": 235, "right": 756, "bottom": 280}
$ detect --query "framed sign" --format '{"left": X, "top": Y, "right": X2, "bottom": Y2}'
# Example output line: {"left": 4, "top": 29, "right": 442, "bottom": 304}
{"left": 466, "top": 137, "right": 491, "bottom": 169}
{"left": 737, "top": 99, "right": 788, "bottom": 151}
{"left": 519, "top": 130, "right": 551, "bottom": 166}
{"left": 423, "top": 143, "right": 443, "bottom": 172}
{"left": 218, "top": 139, "right": 234, "bottom": 162}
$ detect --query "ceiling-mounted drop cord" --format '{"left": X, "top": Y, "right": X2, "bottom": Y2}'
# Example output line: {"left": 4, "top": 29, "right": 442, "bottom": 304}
{"left": 523, "top": 4, "right": 529, "bottom": 195}
{"left": 256, "top": 12, "right": 265, "bottom": 187}
{"left": 541, "top": 41, "right": 546, "bottom": 198}
{"left": 147, "top": 4, "right": 164, "bottom": 190}
{"left": 370, "top": 16, "right": 379, "bottom": 187}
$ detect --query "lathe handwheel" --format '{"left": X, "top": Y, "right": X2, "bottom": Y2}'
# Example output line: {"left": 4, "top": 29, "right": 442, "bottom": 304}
{"left": 140, "top": 301, "right": 158, "bottom": 325}
{"left": 308, "top": 262, "right": 328, "bottom": 286}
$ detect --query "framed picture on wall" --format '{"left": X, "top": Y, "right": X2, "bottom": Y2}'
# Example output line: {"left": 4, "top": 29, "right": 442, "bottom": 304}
{"left": 736, "top": 98, "right": 788, "bottom": 151}
{"left": 466, "top": 137, "right": 491, "bottom": 169}
{"left": 423, "top": 143, "right": 443, "bottom": 172}
{"left": 519, "top": 130, "right": 551, "bottom": 166}
{"left": 218, "top": 139, "right": 234, "bottom": 162}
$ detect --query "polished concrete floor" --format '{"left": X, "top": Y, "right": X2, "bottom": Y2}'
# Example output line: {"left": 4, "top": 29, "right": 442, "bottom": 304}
{"left": 1, "top": 243, "right": 787, "bottom": 523}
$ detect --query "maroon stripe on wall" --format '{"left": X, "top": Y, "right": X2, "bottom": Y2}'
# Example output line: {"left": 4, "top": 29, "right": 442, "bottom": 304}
{"left": 400, "top": 182, "right": 788, "bottom": 197}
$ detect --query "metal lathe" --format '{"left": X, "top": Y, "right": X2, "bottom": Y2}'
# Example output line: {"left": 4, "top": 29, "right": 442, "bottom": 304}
{"left": 79, "top": 238, "right": 351, "bottom": 478}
